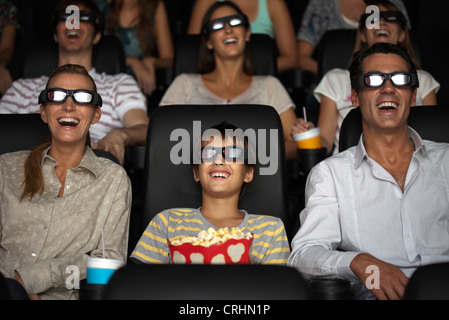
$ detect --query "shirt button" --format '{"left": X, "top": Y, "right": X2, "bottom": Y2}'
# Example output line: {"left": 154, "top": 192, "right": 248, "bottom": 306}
{"left": 31, "top": 253, "right": 37, "bottom": 257}
{"left": 43, "top": 225, "right": 47, "bottom": 229}
{"left": 405, "top": 234, "right": 411, "bottom": 239}
{"left": 65, "top": 185, "right": 71, "bottom": 190}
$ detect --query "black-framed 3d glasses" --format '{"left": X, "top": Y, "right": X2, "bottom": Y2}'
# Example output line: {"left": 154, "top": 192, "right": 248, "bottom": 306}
{"left": 39, "top": 88, "right": 103, "bottom": 107}
{"left": 361, "top": 10, "right": 407, "bottom": 27}
{"left": 202, "top": 14, "right": 249, "bottom": 34}
{"left": 55, "top": 10, "right": 99, "bottom": 25}
{"left": 356, "top": 72, "right": 419, "bottom": 89}
{"left": 199, "top": 145, "right": 247, "bottom": 163}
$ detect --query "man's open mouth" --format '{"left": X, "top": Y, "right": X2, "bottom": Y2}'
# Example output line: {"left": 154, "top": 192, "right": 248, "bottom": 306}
{"left": 376, "top": 102, "right": 398, "bottom": 111}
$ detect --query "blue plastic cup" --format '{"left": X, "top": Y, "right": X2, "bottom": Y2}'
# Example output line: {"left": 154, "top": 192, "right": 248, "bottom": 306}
{"left": 86, "top": 257, "right": 125, "bottom": 285}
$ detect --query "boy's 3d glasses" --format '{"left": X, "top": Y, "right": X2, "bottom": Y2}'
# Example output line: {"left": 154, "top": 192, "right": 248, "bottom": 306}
{"left": 199, "top": 146, "right": 247, "bottom": 163}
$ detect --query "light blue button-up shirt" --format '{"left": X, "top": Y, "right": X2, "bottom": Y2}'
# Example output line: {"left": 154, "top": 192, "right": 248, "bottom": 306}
{"left": 288, "top": 127, "right": 449, "bottom": 299}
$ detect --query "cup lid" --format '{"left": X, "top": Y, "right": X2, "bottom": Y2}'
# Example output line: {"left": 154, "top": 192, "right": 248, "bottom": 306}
{"left": 293, "top": 127, "right": 321, "bottom": 141}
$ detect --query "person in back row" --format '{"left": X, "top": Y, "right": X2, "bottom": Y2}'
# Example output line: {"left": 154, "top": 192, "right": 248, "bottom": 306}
{"left": 0, "top": 0, "right": 148, "bottom": 165}
{"left": 159, "top": 1, "right": 299, "bottom": 161}
{"left": 288, "top": 43, "right": 449, "bottom": 300}
{"left": 291, "top": 0, "right": 439, "bottom": 156}
{"left": 188, "top": 0, "right": 298, "bottom": 74}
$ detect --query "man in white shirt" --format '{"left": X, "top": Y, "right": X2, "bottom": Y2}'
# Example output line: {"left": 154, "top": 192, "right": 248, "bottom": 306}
{"left": 288, "top": 43, "right": 449, "bottom": 300}
{"left": 0, "top": 0, "right": 148, "bottom": 165}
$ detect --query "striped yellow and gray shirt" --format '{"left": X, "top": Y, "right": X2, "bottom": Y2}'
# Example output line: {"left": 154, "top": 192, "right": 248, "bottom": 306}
{"left": 130, "top": 208, "right": 290, "bottom": 264}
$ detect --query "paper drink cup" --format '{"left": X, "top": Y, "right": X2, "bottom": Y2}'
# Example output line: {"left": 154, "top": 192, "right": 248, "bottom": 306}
{"left": 169, "top": 238, "right": 253, "bottom": 264}
{"left": 86, "top": 257, "right": 125, "bottom": 285}
{"left": 293, "top": 128, "right": 322, "bottom": 149}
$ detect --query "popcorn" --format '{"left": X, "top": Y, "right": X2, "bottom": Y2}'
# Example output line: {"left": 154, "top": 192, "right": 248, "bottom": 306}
{"left": 170, "top": 227, "right": 253, "bottom": 247}
{"left": 169, "top": 227, "right": 253, "bottom": 264}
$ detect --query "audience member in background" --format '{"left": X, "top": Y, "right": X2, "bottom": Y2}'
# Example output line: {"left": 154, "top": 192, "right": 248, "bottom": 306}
{"left": 297, "top": 0, "right": 409, "bottom": 76}
{"left": 0, "top": 0, "right": 148, "bottom": 165}
{"left": 292, "top": 1, "right": 439, "bottom": 155}
{"left": 288, "top": 43, "right": 449, "bottom": 300}
{"left": 160, "top": 1, "right": 299, "bottom": 160}
{"left": 0, "top": 64, "right": 132, "bottom": 300}
{"left": 0, "top": 0, "right": 18, "bottom": 95}
{"left": 131, "top": 121, "right": 290, "bottom": 265}
{"left": 104, "top": 0, "right": 174, "bottom": 96}
{"left": 188, "top": 0, "right": 297, "bottom": 74}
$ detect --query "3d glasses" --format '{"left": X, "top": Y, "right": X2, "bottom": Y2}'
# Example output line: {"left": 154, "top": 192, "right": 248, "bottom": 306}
{"left": 199, "top": 146, "right": 247, "bottom": 163}
{"left": 55, "top": 10, "right": 99, "bottom": 25}
{"left": 202, "top": 14, "right": 249, "bottom": 34}
{"left": 39, "top": 88, "right": 103, "bottom": 107}
{"left": 355, "top": 72, "right": 419, "bottom": 89}
{"left": 361, "top": 10, "right": 407, "bottom": 27}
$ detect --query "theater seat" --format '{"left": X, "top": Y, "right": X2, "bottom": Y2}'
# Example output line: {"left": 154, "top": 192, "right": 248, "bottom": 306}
{"left": 315, "top": 29, "right": 357, "bottom": 80}
{"left": 0, "top": 113, "right": 119, "bottom": 164}
{"left": 22, "top": 34, "right": 126, "bottom": 78}
{"left": 404, "top": 262, "right": 449, "bottom": 300}
{"left": 104, "top": 264, "right": 309, "bottom": 300}
{"left": 140, "top": 104, "right": 294, "bottom": 237}
{"left": 0, "top": 114, "right": 50, "bottom": 155}
{"left": 339, "top": 105, "right": 449, "bottom": 152}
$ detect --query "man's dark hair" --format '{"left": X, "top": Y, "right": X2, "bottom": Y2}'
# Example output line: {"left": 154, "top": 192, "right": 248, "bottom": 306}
{"left": 349, "top": 42, "right": 418, "bottom": 92}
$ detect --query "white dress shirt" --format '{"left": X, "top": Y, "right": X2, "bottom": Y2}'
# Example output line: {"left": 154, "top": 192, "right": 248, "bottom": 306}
{"left": 288, "top": 127, "right": 449, "bottom": 299}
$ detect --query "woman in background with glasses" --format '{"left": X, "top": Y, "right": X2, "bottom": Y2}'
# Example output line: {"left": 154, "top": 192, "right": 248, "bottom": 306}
{"left": 0, "top": 64, "right": 132, "bottom": 300}
{"left": 291, "top": 0, "right": 440, "bottom": 156}
{"left": 159, "top": 1, "right": 301, "bottom": 161}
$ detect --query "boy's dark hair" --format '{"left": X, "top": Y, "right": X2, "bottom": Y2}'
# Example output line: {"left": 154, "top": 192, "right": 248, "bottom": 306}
{"left": 349, "top": 42, "right": 419, "bottom": 92}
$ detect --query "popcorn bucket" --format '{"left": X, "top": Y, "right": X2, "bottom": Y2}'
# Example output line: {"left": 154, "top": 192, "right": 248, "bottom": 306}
{"left": 169, "top": 237, "right": 253, "bottom": 264}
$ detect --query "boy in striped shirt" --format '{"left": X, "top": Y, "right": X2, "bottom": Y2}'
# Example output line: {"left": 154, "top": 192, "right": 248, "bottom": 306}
{"left": 130, "top": 122, "right": 290, "bottom": 264}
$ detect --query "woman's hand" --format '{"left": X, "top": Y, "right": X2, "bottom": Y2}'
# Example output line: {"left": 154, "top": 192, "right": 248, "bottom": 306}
{"left": 127, "top": 57, "right": 157, "bottom": 96}
{"left": 290, "top": 117, "right": 315, "bottom": 136}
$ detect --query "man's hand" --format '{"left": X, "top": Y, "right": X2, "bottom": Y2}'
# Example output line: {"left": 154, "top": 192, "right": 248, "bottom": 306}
{"left": 92, "top": 130, "right": 127, "bottom": 165}
{"left": 350, "top": 253, "right": 409, "bottom": 300}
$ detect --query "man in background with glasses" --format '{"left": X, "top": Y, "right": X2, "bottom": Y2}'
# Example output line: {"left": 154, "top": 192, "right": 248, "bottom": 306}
{"left": 0, "top": 0, "right": 148, "bottom": 165}
{"left": 288, "top": 43, "right": 449, "bottom": 300}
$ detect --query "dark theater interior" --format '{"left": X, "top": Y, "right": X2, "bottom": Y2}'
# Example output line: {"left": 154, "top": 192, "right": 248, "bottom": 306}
{"left": 0, "top": 0, "right": 448, "bottom": 307}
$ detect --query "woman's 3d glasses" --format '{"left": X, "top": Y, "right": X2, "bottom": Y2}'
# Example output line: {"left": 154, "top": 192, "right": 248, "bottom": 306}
{"left": 199, "top": 146, "right": 247, "bottom": 163}
{"left": 361, "top": 10, "right": 407, "bottom": 28}
{"left": 202, "top": 14, "right": 249, "bottom": 34}
{"left": 39, "top": 88, "right": 103, "bottom": 107}
{"left": 356, "top": 72, "right": 419, "bottom": 89}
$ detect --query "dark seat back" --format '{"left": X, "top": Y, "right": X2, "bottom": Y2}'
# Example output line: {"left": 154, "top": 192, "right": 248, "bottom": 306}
{"left": 141, "top": 104, "right": 290, "bottom": 234}
{"left": 173, "top": 34, "right": 277, "bottom": 78}
{"left": 339, "top": 105, "right": 449, "bottom": 152}
{"left": 23, "top": 35, "right": 126, "bottom": 78}
{"left": 315, "top": 29, "right": 357, "bottom": 80}
{"left": 104, "top": 264, "right": 309, "bottom": 300}
{"left": 404, "top": 262, "right": 449, "bottom": 300}
{"left": 0, "top": 113, "right": 119, "bottom": 164}
{"left": 0, "top": 114, "right": 50, "bottom": 155}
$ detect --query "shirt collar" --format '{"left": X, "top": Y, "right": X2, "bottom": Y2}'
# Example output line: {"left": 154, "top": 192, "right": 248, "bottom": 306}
{"left": 354, "top": 126, "right": 427, "bottom": 169}
{"left": 41, "top": 146, "right": 102, "bottom": 179}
